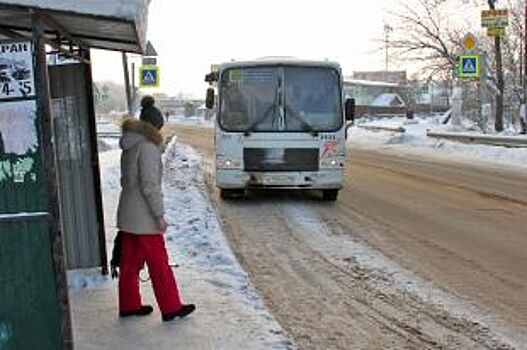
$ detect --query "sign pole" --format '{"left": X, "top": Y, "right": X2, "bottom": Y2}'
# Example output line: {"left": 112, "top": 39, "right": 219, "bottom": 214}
{"left": 122, "top": 52, "right": 133, "bottom": 116}
{"left": 480, "top": 52, "right": 490, "bottom": 133}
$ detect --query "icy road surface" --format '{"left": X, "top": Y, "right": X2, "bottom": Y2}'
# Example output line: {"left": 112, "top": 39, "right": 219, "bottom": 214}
{"left": 168, "top": 123, "right": 527, "bottom": 349}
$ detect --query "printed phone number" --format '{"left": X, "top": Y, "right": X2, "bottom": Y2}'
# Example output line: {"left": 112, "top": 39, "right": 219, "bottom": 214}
{"left": 0, "top": 80, "right": 34, "bottom": 99}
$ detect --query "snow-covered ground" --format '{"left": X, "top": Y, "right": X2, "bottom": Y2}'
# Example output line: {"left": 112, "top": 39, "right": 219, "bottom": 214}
{"left": 69, "top": 126, "right": 295, "bottom": 350}
{"left": 351, "top": 115, "right": 527, "bottom": 169}
{"left": 168, "top": 115, "right": 214, "bottom": 128}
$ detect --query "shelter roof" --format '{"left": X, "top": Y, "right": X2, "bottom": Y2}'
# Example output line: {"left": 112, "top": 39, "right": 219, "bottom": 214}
{"left": 0, "top": 0, "right": 150, "bottom": 53}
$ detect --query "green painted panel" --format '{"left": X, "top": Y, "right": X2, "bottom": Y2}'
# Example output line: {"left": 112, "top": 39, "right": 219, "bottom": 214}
{"left": 0, "top": 40, "right": 63, "bottom": 350}
{"left": 0, "top": 219, "right": 62, "bottom": 350}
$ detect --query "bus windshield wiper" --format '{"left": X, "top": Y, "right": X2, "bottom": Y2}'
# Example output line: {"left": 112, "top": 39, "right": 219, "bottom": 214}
{"left": 244, "top": 84, "right": 279, "bottom": 135}
{"left": 244, "top": 103, "right": 276, "bottom": 135}
{"left": 284, "top": 104, "right": 318, "bottom": 136}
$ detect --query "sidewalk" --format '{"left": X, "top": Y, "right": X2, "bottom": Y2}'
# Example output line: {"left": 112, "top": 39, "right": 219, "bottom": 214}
{"left": 69, "top": 137, "right": 295, "bottom": 350}
{"left": 71, "top": 269, "right": 291, "bottom": 350}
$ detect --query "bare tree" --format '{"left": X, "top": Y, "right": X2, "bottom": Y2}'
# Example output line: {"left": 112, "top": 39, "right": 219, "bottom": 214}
{"left": 387, "top": 0, "right": 464, "bottom": 81}
{"left": 472, "top": 0, "right": 524, "bottom": 132}
{"left": 389, "top": 0, "right": 525, "bottom": 132}
{"left": 499, "top": 0, "right": 527, "bottom": 133}
{"left": 501, "top": 0, "right": 523, "bottom": 102}
{"left": 387, "top": 0, "right": 481, "bottom": 126}
{"left": 94, "top": 81, "right": 128, "bottom": 115}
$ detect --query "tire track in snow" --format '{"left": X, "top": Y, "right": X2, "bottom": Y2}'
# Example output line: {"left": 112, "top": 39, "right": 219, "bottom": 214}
{"left": 280, "top": 203, "right": 523, "bottom": 349}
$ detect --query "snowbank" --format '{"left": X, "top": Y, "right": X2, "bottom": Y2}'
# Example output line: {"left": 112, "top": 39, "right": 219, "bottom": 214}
{"left": 351, "top": 116, "right": 527, "bottom": 169}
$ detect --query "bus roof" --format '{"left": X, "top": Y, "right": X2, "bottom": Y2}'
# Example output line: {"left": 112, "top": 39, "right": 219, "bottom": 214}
{"left": 219, "top": 58, "right": 341, "bottom": 71}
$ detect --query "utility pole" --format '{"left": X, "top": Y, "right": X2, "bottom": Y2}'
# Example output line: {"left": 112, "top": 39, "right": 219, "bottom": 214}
{"left": 488, "top": 0, "right": 505, "bottom": 132}
{"left": 522, "top": 1, "right": 527, "bottom": 132}
{"left": 524, "top": 1, "right": 527, "bottom": 103}
{"left": 384, "top": 24, "right": 393, "bottom": 77}
{"left": 520, "top": 35, "right": 523, "bottom": 102}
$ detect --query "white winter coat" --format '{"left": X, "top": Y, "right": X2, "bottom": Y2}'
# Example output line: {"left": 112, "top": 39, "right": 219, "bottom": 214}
{"left": 117, "top": 118, "right": 164, "bottom": 234}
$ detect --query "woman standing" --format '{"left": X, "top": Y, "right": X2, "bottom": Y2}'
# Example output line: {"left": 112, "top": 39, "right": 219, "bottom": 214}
{"left": 117, "top": 96, "right": 195, "bottom": 322}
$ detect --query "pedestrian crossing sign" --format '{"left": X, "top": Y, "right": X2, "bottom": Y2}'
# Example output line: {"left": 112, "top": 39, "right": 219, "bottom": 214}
{"left": 139, "top": 65, "right": 160, "bottom": 88}
{"left": 458, "top": 55, "right": 480, "bottom": 78}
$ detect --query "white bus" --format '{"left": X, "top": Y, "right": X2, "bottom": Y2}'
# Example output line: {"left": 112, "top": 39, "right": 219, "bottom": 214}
{"left": 205, "top": 58, "right": 355, "bottom": 200}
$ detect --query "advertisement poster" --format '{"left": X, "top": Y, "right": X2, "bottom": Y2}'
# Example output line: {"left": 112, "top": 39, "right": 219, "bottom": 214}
{"left": 0, "top": 40, "right": 38, "bottom": 187}
{"left": 0, "top": 41, "right": 35, "bottom": 100}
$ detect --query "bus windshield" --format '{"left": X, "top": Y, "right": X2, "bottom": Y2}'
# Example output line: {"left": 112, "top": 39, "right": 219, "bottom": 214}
{"left": 219, "top": 66, "right": 342, "bottom": 132}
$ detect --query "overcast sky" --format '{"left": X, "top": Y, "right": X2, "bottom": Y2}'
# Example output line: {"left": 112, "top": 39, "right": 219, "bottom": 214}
{"left": 90, "top": 0, "right": 481, "bottom": 98}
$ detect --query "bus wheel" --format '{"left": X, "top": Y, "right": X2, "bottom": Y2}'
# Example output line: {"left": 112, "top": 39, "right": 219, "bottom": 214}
{"left": 322, "top": 189, "right": 339, "bottom": 201}
{"left": 220, "top": 189, "right": 244, "bottom": 200}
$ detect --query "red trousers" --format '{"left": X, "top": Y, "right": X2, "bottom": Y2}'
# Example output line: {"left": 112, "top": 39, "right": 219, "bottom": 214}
{"left": 118, "top": 233, "right": 183, "bottom": 315}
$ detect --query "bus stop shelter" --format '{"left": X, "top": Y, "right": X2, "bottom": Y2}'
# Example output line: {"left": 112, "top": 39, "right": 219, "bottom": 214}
{"left": 0, "top": 1, "right": 150, "bottom": 349}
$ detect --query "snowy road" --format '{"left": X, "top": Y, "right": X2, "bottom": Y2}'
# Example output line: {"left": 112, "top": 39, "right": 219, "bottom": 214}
{"left": 167, "top": 123, "right": 527, "bottom": 349}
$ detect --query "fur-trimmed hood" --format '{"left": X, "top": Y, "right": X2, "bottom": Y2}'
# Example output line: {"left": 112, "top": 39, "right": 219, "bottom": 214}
{"left": 120, "top": 118, "right": 163, "bottom": 150}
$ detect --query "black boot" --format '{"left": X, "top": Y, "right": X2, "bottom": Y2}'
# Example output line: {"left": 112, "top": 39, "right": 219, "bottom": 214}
{"left": 119, "top": 305, "right": 154, "bottom": 318}
{"left": 162, "top": 304, "right": 196, "bottom": 322}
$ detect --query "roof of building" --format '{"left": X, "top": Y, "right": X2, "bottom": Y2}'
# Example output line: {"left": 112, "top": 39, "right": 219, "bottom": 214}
{"left": 343, "top": 79, "right": 400, "bottom": 88}
{"left": 371, "top": 93, "right": 406, "bottom": 107}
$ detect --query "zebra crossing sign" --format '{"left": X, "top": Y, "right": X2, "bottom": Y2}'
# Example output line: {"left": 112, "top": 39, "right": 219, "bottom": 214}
{"left": 139, "top": 65, "right": 160, "bottom": 88}
{"left": 458, "top": 55, "right": 480, "bottom": 78}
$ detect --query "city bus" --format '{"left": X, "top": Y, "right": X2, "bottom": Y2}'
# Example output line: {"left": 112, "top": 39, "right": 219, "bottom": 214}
{"left": 205, "top": 58, "right": 355, "bottom": 200}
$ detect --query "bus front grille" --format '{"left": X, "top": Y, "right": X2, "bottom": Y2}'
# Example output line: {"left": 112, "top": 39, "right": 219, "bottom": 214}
{"left": 244, "top": 148, "right": 319, "bottom": 172}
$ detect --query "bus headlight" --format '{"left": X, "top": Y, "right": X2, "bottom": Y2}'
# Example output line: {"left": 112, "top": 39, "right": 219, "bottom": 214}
{"left": 320, "top": 158, "right": 345, "bottom": 169}
{"left": 217, "top": 158, "right": 242, "bottom": 169}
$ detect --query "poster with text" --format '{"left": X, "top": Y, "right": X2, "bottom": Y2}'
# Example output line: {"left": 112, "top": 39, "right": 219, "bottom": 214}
{"left": 0, "top": 41, "right": 35, "bottom": 101}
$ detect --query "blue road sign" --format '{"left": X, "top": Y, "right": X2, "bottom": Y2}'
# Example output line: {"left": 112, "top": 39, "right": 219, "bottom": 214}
{"left": 458, "top": 55, "right": 480, "bottom": 78}
{"left": 139, "top": 65, "right": 160, "bottom": 88}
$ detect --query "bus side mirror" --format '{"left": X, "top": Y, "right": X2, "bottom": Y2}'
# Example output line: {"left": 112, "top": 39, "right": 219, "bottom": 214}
{"left": 345, "top": 98, "right": 355, "bottom": 122}
{"left": 206, "top": 87, "right": 215, "bottom": 109}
